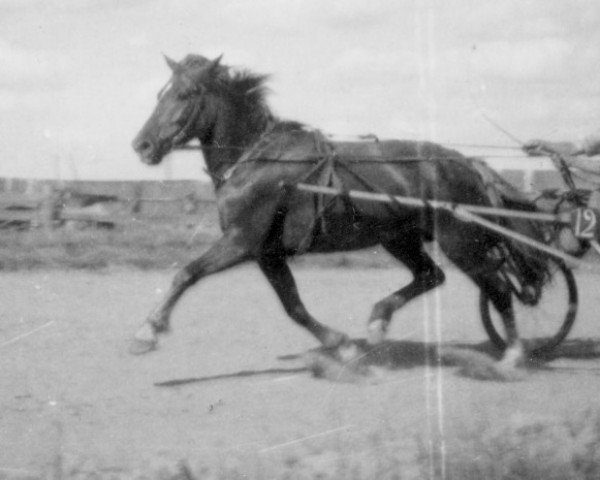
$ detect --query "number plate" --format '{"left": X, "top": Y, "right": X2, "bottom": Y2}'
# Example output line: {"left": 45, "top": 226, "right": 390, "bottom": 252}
{"left": 570, "top": 207, "right": 599, "bottom": 239}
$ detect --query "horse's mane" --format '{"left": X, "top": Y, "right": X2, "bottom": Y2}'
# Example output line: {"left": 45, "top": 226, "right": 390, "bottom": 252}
{"left": 180, "top": 55, "right": 273, "bottom": 129}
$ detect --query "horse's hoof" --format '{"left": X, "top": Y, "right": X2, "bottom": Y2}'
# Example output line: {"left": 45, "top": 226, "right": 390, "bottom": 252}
{"left": 367, "top": 319, "right": 387, "bottom": 345}
{"left": 323, "top": 330, "right": 349, "bottom": 349}
{"left": 337, "top": 342, "right": 361, "bottom": 362}
{"left": 493, "top": 362, "right": 527, "bottom": 382}
{"left": 499, "top": 342, "right": 526, "bottom": 369}
{"left": 128, "top": 337, "right": 158, "bottom": 355}
{"left": 129, "top": 322, "right": 160, "bottom": 355}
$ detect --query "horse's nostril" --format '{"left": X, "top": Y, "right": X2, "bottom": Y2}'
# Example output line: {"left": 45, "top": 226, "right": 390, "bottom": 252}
{"left": 133, "top": 139, "right": 152, "bottom": 154}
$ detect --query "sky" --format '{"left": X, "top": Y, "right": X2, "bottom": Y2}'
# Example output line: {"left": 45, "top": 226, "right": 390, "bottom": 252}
{"left": 0, "top": 0, "right": 599, "bottom": 180}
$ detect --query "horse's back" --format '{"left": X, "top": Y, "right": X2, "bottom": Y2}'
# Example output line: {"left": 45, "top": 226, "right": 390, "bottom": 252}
{"left": 329, "top": 138, "right": 461, "bottom": 163}
{"left": 328, "top": 138, "right": 492, "bottom": 204}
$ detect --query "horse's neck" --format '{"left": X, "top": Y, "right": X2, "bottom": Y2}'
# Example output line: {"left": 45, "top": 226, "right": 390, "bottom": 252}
{"left": 202, "top": 113, "right": 274, "bottom": 187}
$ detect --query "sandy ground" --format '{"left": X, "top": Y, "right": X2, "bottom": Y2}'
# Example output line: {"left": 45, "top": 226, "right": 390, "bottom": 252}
{"left": 1, "top": 265, "right": 600, "bottom": 476}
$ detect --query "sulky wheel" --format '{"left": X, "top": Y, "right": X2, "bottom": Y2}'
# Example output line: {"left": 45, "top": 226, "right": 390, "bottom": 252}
{"left": 479, "top": 258, "right": 578, "bottom": 357}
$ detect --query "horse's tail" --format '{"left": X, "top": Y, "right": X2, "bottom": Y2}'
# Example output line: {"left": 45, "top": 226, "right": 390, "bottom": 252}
{"left": 469, "top": 158, "right": 552, "bottom": 288}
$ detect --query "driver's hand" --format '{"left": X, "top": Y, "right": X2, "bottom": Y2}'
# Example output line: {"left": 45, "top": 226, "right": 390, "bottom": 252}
{"left": 522, "top": 139, "right": 579, "bottom": 157}
{"left": 522, "top": 139, "right": 547, "bottom": 156}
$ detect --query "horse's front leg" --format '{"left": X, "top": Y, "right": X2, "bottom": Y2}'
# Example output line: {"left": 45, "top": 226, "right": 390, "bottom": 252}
{"left": 257, "top": 252, "right": 348, "bottom": 348}
{"left": 129, "top": 234, "right": 249, "bottom": 354}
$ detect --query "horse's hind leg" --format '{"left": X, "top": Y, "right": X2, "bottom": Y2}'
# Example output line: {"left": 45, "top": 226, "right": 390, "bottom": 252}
{"left": 437, "top": 222, "right": 523, "bottom": 368}
{"left": 129, "top": 234, "right": 250, "bottom": 354}
{"left": 474, "top": 272, "right": 522, "bottom": 367}
{"left": 456, "top": 260, "right": 522, "bottom": 368}
{"left": 258, "top": 252, "right": 349, "bottom": 348}
{"left": 367, "top": 234, "right": 445, "bottom": 344}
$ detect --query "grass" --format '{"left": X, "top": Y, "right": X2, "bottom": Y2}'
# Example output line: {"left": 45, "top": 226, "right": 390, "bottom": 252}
{"left": 5, "top": 409, "right": 600, "bottom": 480}
{"left": 422, "top": 409, "right": 600, "bottom": 480}
{"left": 3, "top": 223, "right": 598, "bottom": 272}
{"left": 0, "top": 223, "right": 214, "bottom": 271}
{"left": 0, "top": 224, "right": 398, "bottom": 271}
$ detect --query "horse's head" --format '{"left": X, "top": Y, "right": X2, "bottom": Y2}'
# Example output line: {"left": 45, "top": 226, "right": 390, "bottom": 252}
{"left": 132, "top": 54, "right": 226, "bottom": 165}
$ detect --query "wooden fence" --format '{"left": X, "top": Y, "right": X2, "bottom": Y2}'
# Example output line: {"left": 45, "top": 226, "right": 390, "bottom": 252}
{"left": 0, "top": 169, "right": 574, "bottom": 230}
{"left": 0, "top": 181, "right": 216, "bottom": 230}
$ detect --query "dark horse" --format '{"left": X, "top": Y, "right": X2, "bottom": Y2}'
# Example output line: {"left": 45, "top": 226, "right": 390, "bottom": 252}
{"left": 130, "top": 54, "right": 549, "bottom": 368}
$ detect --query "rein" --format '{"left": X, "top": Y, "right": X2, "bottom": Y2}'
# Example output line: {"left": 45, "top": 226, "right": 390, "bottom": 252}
{"left": 172, "top": 100, "right": 203, "bottom": 146}
{"left": 173, "top": 137, "right": 522, "bottom": 188}
{"left": 174, "top": 141, "right": 524, "bottom": 162}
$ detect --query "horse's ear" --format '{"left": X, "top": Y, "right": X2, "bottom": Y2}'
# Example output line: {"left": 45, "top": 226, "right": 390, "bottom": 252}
{"left": 208, "top": 54, "right": 224, "bottom": 75}
{"left": 212, "top": 54, "right": 224, "bottom": 68}
{"left": 164, "top": 54, "right": 181, "bottom": 73}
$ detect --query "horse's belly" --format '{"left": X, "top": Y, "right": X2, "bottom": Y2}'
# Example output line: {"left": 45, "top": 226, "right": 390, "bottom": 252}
{"left": 310, "top": 216, "right": 381, "bottom": 252}
{"left": 280, "top": 192, "right": 418, "bottom": 254}
{"left": 282, "top": 209, "right": 390, "bottom": 254}
{"left": 308, "top": 233, "right": 380, "bottom": 253}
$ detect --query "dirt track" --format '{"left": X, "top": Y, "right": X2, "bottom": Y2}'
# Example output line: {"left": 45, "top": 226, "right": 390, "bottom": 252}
{"left": 2, "top": 265, "right": 600, "bottom": 476}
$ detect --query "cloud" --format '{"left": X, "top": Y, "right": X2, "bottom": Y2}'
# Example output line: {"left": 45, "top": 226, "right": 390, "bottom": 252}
{"left": 0, "top": 39, "right": 69, "bottom": 92}
{"left": 330, "top": 48, "right": 419, "bottom": 78}
{"left": 127, "top": 33, "right": 151, "bottom": 49}
{"left": 0, "top": 90, "right": 56, "bottom": 110}
{"left": 320, "top": 0, "right": 400, "bottom": 29}
{"left": 471, "top": 38, "right": 573, "bottom": 80}
{"left": 304, "top": 46, "right": 422, "bottom": 103}
{"left": 0, "top": 0, "right": 152, "bottom": 13}
{"left": 219, "top": 0, "right": 401, "bottom": 36}
{"left": 0, "top": 0, "right": 597, "bottom": 179}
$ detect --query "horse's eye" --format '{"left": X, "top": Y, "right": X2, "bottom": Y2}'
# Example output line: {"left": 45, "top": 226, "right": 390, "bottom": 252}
{"left": 176, "top": 87, "right": 199, "bottom": 100}
{"left": 183, "top": 84, "right": 206, "bottom": 99}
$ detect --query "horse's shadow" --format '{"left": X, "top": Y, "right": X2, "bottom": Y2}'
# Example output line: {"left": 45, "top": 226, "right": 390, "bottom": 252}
{"left": 279, "top": 339, "right": 507, "bottom": 382}
{"left": 551, "top": 338, "right": 600, "bottom": 360}
{"left": 282, "top": 339, "right": 499, "bottom": 368}
{"left": 285, "top": 337, "right": 600, "bottom": 382}
{"left": 153, "top": 338, "right": 600, "bottom": 387}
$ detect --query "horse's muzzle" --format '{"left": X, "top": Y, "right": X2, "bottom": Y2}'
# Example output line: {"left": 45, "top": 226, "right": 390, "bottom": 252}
{"left": 132, "top": 138, "right": 162, "bottom": 165}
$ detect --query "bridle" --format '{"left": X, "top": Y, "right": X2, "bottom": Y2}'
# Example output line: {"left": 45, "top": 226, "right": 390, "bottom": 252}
{"left": 171, "top": 97, "right": 203, "bottom": 147}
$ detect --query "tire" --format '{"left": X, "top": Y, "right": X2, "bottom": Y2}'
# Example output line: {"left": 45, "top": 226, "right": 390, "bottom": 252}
{"left": 479, "top": 259, "right": 578, "bottom": 357}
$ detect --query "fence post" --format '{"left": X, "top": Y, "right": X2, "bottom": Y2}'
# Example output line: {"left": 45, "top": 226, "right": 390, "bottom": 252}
{"left": 40, "top": 185, "right": 62, "bottom": 231}
{"left": 182, "top": 192, "right": 199, "bottom": 214}
{"left": 129, "top": 183, "right": 142, "bottom": 215}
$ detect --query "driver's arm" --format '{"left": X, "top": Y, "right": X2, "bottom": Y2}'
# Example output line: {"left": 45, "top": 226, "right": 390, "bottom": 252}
{"left": 565, "top": 134, "right": 600, "bottom": 173}
{"left": 522, "top": 139, "right": 582, "bottom": 157}
{"left": 581, "top": 134, "right": 600, "bottom": 157}
{"left": 522, "top": 136, "right": 600, "bottom": 173}
{"left": 523, "top": 135, "right": 600, "bottom": 157}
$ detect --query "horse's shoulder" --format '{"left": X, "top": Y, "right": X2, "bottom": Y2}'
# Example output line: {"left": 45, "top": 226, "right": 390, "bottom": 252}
{"left": 243, "top": 126, "right": 326, "bottom": 162}
{"left": 327, "top": 138, "right": 450, "bottom": 162}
